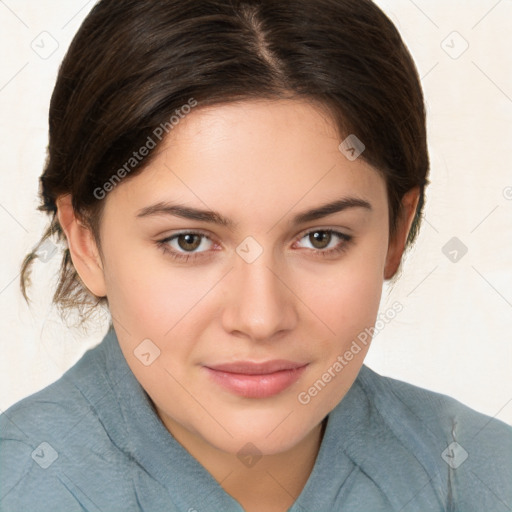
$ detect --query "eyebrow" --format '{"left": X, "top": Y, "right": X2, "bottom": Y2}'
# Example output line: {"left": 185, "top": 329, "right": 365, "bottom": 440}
{"left": 291, "top": 197, "right": 372, "bottom": 224}
{"left": 136, "top": 197, "right": 372, "bottom": 229}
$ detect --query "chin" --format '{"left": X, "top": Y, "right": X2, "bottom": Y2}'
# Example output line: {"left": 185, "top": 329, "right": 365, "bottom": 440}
{"left": 200, "top": 407, "right": 322, "bottom": 456}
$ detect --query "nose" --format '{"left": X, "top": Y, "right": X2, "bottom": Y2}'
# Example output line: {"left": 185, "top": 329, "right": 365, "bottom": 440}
{"left": 221, "top": 251, "right": 299, "bottom": 342}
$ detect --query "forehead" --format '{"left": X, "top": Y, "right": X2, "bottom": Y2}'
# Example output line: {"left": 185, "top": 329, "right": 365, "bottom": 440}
{"left": 105, "top": 99, "right": 387, "bottom": 221}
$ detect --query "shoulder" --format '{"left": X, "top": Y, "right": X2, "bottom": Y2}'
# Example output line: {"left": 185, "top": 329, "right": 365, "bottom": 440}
{"left": 0, "top": 339, "right": 134, "bottom": 512}
{"left": 0, "top": 339, "right": 110, "bottom": 444}
{"left": 358, "top": 365, "right": 512, "bottom": 443}
{"left": 357, "top": 365, "right": 512, "bottom": 510}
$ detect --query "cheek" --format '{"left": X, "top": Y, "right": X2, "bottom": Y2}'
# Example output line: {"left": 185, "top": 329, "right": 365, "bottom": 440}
{"left": 291, "top": 259, "right": 385, "bottom": 415}
{"left": 101, "top": 247, "right": 208, "bottom": 399}
{"left": 298, "top": 238, "right": 388, "bottom": 340}
{"left": 300, "top": 274, "right": 383, "bottom": 375}
{"left": 101, "top": 233, "right": 211, "bottom": 335}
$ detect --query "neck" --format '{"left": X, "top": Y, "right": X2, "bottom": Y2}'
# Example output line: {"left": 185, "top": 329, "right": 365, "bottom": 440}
{"left": 156, "top": 409, "right": 327, "bottom": 512}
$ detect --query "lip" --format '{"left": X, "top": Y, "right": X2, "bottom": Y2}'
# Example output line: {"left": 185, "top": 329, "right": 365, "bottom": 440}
{"left": 204, "top": 360, "right": 308, "bottom": 398}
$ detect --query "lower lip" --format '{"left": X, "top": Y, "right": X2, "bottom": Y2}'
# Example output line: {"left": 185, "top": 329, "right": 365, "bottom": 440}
{"left": 204, "top": 365, "right": 308, "bottom": 398}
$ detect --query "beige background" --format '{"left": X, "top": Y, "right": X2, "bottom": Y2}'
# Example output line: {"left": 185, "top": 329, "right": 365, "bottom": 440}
{"left": 0, "top": 0, "right": 511, "bottom": 425}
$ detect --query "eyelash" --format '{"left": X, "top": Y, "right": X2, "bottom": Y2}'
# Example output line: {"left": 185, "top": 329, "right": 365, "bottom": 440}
{"left": 156, "top": 229, "right": 353, "bottom": 263}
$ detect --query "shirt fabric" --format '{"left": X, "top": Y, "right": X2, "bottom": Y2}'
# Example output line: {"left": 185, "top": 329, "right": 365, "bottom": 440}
{"left": 1, "top": 325, "right": 511, "bottom": 512}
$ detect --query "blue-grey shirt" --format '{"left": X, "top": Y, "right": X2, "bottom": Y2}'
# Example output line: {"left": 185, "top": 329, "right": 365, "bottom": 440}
{"left": 1, "top": 326, "right": 511, "bottom": 511}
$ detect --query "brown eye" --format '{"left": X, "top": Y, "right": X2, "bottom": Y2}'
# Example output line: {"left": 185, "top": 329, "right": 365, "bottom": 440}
{"left": 158, "top": 231, "right": 216, "bottom": 262}
{"left": 177, "top": 234, "right": 202, "bottom": 251}
{"left": 308, "top": 231, "right": 332, "bottom": 249}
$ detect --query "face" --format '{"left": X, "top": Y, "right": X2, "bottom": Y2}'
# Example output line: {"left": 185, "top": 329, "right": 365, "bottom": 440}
{"left": 94, "top": 99, "right": 395, "bottom": 455}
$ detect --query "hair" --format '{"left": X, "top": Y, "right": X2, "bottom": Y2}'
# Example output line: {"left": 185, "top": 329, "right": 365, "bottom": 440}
{"left": 21, "top": 0, "right": 430, "bottom": 325}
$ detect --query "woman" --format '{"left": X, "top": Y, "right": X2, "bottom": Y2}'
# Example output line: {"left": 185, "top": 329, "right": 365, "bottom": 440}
{"left": 1, "top": 0, "right": 510, "bottom": 511}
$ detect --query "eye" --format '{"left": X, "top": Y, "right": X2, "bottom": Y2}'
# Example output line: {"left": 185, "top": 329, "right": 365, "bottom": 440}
{"left": 295, "top": 229, "right": 352, "bottom": 254}
{"left": 157, "top": 231, "right": 216, "bottom": 261}
{"left": 170, "top": 233, "right": 211, "bottom": 253}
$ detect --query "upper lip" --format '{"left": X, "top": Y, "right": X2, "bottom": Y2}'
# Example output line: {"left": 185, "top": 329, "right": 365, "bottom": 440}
{"left": 205, "top": 360, "right": 308, "bottom": 375}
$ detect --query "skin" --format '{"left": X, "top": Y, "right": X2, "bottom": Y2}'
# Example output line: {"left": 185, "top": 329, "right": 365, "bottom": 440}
{"left": 57, "top": 99, "right": 419, "bottom": 512}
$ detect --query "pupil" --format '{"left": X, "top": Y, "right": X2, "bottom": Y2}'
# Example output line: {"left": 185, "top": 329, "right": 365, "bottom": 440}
{"left": 178, "top": 234, "right": 201, "bottom": 251}
{"left": 310, "top": 231, "right": 331, "bottom": 249}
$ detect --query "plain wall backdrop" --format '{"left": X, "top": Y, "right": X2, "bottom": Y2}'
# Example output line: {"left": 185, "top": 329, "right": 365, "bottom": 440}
{"left": 0, "top": 0, "right": 511, "bottom": 425}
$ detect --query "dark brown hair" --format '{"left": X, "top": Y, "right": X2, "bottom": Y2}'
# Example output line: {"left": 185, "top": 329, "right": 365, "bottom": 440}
{"left": 21, "top": 0, "right": 429, "bottom": 324}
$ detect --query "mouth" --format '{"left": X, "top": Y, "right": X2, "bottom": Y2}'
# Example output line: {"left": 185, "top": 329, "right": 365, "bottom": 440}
{"left": 203, "top": 360, "right": 309, "bottom": 398}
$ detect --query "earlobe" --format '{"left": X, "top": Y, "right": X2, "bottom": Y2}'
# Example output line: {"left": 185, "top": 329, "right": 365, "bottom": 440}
{"left": 56, "top": 195, "right": 107, "bottom": 298}
{"left": 384, "top": 187, "right": 421, "bottom": 280}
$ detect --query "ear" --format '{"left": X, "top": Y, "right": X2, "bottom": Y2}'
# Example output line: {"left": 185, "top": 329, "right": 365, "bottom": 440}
{"left": 56, "top": 195, "right": 107, "bottom": 298}
{"left": 384, "top": 187, "right": 421, "bottom": 280}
